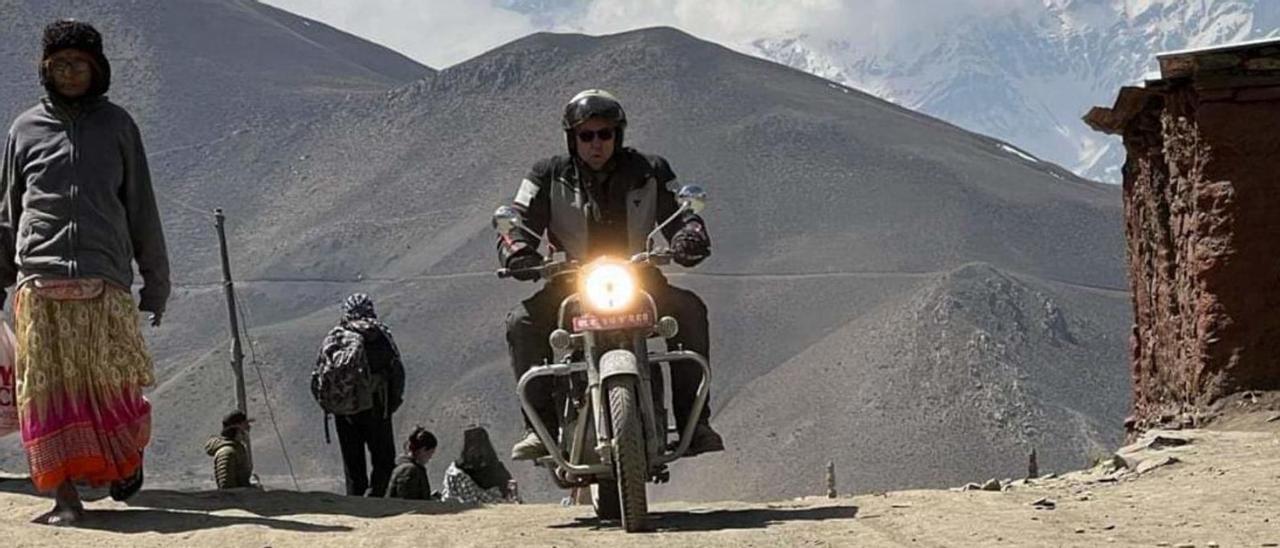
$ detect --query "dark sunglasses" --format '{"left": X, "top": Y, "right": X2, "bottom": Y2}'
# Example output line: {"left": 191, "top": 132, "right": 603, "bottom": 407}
{"left": 576, "top": 128, "right": 615, "bottom": 143}
{"left": 47, "top": 59, "right": 93, "bottom": 76}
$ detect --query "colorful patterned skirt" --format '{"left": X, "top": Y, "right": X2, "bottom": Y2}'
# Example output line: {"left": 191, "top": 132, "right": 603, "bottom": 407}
{"left": 13, "top": 281, "right": 154, "bottom": 492}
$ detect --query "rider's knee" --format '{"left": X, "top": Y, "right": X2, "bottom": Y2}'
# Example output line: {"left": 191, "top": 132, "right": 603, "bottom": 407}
{"left": 673, "top": 289, "right": 708, "bottom": 321}
{"left": 688, "top": 292, "right": 708, "bottom": 318}
{"left": 506, "top": 308, "right": 532, "bottom": 339}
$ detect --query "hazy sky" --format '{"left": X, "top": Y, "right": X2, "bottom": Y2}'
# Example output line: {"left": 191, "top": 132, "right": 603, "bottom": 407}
{"left": 261, "top": 0, "right": 1029, "bottom": 68}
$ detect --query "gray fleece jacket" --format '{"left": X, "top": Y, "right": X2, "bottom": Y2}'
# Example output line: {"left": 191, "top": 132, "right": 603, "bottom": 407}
{"left": 0, "top": 96, "right": 169, "bottom": 313}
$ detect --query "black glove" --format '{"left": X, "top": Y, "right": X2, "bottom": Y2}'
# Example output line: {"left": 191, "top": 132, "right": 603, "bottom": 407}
{"left": 671, "top": 221, "right": 711, "bottom": 267}
{"left": 506, "top": 249, "right": 544, "bottom": 281}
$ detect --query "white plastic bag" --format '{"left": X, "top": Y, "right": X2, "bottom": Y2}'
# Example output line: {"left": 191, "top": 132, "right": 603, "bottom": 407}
{"left": 0, "top": 321, "right": 17, "bottom": 437}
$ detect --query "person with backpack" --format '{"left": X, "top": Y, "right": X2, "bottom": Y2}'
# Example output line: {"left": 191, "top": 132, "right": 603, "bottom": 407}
{"left": 311, "top": 293, "right": 405, "bottom": 497}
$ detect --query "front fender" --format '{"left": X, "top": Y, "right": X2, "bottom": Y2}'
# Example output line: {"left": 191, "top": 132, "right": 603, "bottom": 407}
{"left": 598, "top": 349, "right": 640, "bottom": 381}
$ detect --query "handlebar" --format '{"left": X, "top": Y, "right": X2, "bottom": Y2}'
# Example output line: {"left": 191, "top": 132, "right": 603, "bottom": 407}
{"left": 495, "top": 249, "right": 676, "bottom": 280}
{"left": 630, "top": 249, "right": 673, "bottom": 266}
{"left": 496, "top": 260, "right": 577, "bottom": 281}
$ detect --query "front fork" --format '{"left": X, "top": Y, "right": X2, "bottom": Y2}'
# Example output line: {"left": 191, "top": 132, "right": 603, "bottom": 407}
{"left": 515, "top": 342, "right": 711, "bottom": 481}
{"left": 589, "top": 336, "right": 660, "bottom": 464}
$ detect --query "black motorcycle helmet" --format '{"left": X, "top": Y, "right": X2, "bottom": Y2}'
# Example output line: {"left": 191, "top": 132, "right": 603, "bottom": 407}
{"left": 562, "top": 89, "right": 627, "bottom": 157}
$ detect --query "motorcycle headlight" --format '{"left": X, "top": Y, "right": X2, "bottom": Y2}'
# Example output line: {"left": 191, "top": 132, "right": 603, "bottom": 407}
{"left": 582, "top": 261, "right": 636, "bottom": 312}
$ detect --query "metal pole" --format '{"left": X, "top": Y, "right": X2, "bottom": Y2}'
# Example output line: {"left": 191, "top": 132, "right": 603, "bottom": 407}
{"left": 826, "top": 460, "right": 837, "bottom": 498}
{"left": 215, "top": 209, "right": 247, "bottom": 414}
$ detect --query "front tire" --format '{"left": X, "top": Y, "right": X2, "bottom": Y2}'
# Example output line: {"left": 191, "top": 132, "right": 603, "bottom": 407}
{"left": 606, "top": 376, "right": 648, "bottom": 532}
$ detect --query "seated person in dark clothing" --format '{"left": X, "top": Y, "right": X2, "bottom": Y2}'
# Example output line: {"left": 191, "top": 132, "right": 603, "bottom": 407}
{"left": 204, "top": 411, "right": 255, "bottom": 489}
{"left": 386, "top": 426, "right": 438, "bottom": 500}
{"left": 441, "top": 426, "right": 519, "bottom": 504}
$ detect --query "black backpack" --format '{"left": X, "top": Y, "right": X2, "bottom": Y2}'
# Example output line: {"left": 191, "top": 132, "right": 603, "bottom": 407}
{"left": 311, "top": 322, "right": 375, "bottom": 417}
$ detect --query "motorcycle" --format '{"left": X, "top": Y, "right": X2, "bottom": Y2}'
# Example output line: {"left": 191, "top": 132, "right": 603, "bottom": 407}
{"left": 492, "top": 185, "right": 711, "bottom": 532}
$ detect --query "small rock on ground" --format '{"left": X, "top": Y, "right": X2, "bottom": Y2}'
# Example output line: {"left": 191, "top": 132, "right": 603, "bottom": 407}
{"left": 1148, "top": 435, "right": 1191, "bottom": 449}
{"left": 1136, "top": 456, "right": 1181, "bottom": 474}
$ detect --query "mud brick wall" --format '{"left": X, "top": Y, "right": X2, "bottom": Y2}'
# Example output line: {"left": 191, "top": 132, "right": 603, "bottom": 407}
{"left": 1118, "top": 84, "right": 1280, "bottom": 431}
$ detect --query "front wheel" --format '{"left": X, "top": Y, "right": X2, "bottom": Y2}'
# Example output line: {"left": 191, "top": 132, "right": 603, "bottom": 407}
{"left": 606, "top": 376, "right": 648, "bottom": 532}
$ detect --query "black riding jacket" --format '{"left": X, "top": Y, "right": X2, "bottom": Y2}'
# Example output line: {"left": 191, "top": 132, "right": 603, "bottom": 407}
{"left": 497, "top": 148, "right": 704, "bottom": 265}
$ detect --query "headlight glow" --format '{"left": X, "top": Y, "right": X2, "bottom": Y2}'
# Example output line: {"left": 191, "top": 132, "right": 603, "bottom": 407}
{"left": 583, "top": 262, "right": 636, "bottom": 312}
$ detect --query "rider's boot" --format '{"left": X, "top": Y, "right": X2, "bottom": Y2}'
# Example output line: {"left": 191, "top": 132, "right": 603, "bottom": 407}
{"left": 512, "top": 402, "right": 558, "bottom": 461}
{"left": 673, "top": 375, "right": 723, "bottom": 456}
{"left": 683, "top": 422, "right": 725, "bottom": 456}
{"left": 511, "top": 430, "right": 550, "bottom": 460}
{"left": 512, "top": 371, "right": 559, "bottom": 460}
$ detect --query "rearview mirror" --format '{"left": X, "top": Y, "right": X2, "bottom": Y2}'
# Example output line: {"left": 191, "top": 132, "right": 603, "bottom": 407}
{"left": 493, "top": 205, "right": 547, "bottom": 248}
{"left": 647, "top": 184, "right": 710, "bottom": 252}
{"left": 492, "top": 206, "right": 522, "bottom": 236}
{"left": 676, "top": 185, "right": 707, "bottom": 214}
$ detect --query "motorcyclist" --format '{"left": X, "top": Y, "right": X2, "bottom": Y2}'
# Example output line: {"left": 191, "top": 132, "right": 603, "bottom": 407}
{"left": 499, "top": 89, "right": 724, "bottom": 460}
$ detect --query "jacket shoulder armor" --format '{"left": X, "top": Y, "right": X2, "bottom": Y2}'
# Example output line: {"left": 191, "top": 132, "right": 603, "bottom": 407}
{"left": 618, "top": 148, "right": 675, "bottom": 186}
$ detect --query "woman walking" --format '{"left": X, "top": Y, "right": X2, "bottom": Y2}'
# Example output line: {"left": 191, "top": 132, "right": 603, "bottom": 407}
{"left": 0, "top": 19, "right": 170, "bottom": 525}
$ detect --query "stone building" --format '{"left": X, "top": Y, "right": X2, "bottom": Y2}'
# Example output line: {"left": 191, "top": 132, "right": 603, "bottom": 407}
{"left": 1085, "top": 38, "right": 1280, "bottom": 432}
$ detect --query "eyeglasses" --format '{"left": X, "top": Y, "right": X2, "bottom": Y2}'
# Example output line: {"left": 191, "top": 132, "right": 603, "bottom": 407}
{"left": 576, "top": 128, "right": 615, "bottom": 143}
{"left": 47, "top": 59, "right": 92, "bottom": 76}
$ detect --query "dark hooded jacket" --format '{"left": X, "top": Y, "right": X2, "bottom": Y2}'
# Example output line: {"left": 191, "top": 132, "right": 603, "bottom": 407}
{"left": 386, "top": 455, "right": 433, "bottom": 500}
{"left": 205, "top": 431, "right": 253, "bottom": 489}
{"left": 457, "top": 426, "right": 512, "bottom": 495}
{"left": 0, "top": 98, "right": 169, "bottom": 311}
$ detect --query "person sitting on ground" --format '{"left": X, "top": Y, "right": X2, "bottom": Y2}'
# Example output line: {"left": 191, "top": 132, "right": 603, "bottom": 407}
{"left": 440, "top": 426, "right": 520, "bottom": 504}
{"left": 204, "top": 410, "right": 255, "bottom": 489}
{"left": 386, "top": 426, "right": 438, "bottom": 500}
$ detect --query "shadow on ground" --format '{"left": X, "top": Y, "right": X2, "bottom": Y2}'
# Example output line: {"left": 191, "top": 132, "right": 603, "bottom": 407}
{"left": 551, "top": 503, "right": 859, "bottom": 532}
{"left": 126, "top": 489, "right": 476, "bottom": 519}
{"left": 0, "top": 476, "right": 112, "bottom": 501}
{"left": 44, "top": 508, "right": 354, "bottom": 534}
{"left": 2, "top": 475, "right": 475, "bottom": 534}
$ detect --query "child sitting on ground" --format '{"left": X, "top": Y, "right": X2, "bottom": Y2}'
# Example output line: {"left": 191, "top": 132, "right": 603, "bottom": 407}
{"left": 386, "top": 426, "right": 437, "bottom": 500}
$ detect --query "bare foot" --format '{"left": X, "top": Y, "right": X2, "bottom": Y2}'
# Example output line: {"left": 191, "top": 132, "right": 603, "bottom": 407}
{"left": 42, "top": 482, "right": 85, "bottom": 525}
{"left": 34, "top": 500, "right": 83, "bottom": 526}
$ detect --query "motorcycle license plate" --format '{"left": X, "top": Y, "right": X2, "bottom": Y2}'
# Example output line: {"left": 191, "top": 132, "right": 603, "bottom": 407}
{"left": 572, "top": 312, "right": 653, "bottom": 332}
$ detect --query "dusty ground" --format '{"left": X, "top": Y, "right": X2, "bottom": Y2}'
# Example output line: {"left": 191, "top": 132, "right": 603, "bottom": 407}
{"left": 2, "top": 414, "right": 1280, "bottom": 547}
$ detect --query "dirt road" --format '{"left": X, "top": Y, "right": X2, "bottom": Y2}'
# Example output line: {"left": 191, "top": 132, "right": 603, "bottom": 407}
{"left": 2, "top": 425, "right": 1279, "bottom": 547}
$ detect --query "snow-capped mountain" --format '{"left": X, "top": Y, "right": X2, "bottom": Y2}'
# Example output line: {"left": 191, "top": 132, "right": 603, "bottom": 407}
{"left": 749, "top": 0, "right": 1280, "bottom": 182}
